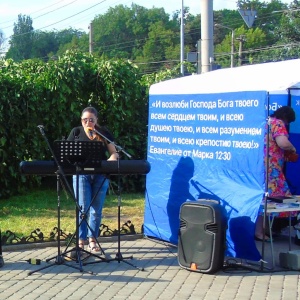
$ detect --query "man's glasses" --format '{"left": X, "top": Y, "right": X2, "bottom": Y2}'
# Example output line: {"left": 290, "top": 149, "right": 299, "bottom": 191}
{"left": 81, "top": 118, "right": 95, "bottom": 123}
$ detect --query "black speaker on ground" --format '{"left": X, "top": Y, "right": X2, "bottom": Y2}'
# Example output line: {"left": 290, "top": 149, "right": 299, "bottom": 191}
{"left": 178, "top": 199, "right": 227, "bottom": 274}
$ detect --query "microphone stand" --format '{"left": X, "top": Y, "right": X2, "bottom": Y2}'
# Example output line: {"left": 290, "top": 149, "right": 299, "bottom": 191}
{"left": 260, "top": 115, "right": 271, "bottom": 271}
{"left": 92, "top": 128, "right": 132, "bottom": 159}
{"left": 89, "top": 128, "right": 143, "bottom": 270}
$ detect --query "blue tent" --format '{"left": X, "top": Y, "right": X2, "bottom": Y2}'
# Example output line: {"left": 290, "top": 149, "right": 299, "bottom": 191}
{"left": 144, "top": 59, "right": 300, "bottom": 261}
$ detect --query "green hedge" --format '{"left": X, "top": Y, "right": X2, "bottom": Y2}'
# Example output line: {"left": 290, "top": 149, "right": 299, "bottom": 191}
{"left": 0, "top": 51, "right": 149, "bottom": 199}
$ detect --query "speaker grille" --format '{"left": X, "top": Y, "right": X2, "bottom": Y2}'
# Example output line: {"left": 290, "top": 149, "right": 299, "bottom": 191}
{"left": 180, "top": 220, "right": 187, "bottom": 229}
{"left": 206, "top": 223, "right": 218, "bottom": 233}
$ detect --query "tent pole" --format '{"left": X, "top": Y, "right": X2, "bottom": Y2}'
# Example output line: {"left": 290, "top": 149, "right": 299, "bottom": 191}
{"left": 260, "top": 93, "right": 270, "bottom": 270}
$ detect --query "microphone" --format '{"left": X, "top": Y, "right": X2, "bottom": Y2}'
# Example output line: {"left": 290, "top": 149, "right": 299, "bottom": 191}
{"left": 37, "top": 125, "right": 45, "bottom": 136}
{"left": 74, "top": 128, "right": 80, "bottom": 139}
{"left": 87, "top": 127, "right": 94, "bottom": 138}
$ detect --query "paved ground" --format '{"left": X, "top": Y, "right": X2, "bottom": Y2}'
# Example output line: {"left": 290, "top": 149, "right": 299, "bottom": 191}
{"left": 1, "top": 234, "right": 300, "bottom": 300}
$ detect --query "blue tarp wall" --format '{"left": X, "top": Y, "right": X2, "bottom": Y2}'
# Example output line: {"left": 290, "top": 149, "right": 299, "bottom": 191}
{"left": 144, "top": 60, "right": 300, "bottom": 261}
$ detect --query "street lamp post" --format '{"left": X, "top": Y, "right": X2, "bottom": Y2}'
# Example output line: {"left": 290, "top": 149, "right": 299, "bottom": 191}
{"left": 215, "top": 23, "right": 235, "bottom": 68}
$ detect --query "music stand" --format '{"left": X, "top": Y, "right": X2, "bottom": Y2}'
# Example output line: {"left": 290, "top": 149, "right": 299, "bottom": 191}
{"left": 28, "top": 126, "right": 91, "bottom": 275}
{"left": 52, "top": 140, "right": 108, "bottom": 265}
{"left": 55, "top": 140, "right": 103, "bottom": 169}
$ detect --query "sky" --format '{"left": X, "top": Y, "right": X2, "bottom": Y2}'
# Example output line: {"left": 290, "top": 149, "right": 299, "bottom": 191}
{"left": 0, "top": 0, "right": 292, "bottom": 50}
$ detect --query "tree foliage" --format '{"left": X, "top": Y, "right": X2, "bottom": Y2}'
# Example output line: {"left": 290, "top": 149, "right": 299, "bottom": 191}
{"left": 6, "top": 16, "right": 86, "bottom": 62}
{"left": 92, "top": 4, "right": 180, "bottom": 73}
{"left": 3, "top": 1, "right": 300, "bottom": 70}
{"left": 0, "top": 29, "right": 4, "bottom": 51}
{"left": 246, "top": 0, "right": 300, "bottom": 63}
{"left": 6, "top": 14, "right": 34, "bottom": 61}
{"left": 214, "top": 0, "right": 296, "bottom": 66}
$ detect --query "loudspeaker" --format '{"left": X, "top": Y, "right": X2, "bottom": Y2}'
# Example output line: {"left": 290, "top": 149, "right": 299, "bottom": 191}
{"left": 178, "top": 199, "right": 227, "bottom": 274}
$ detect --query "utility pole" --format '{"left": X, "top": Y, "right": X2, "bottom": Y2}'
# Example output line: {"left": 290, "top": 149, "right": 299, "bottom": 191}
{"left": 197, "top": 40, "right": 201, "bottom": 74}
{"left": 230, "top": 30, "right": 235, "bottom": 68}
{"left": 200, "top": 0, "right": 214, "bottom": 73}
{"left": 236, "top": 35, "right": 246, "bottom": 66}
{"left": 89, "top": 22, "right": 93, "bottom": 54}
{"left": 180, "top": 0, "right": 184, "bottom": 76}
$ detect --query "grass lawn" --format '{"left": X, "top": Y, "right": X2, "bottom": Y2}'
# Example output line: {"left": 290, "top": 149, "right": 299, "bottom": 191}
{"left": 0, "top": 183, "right": 145, "bottom": 241}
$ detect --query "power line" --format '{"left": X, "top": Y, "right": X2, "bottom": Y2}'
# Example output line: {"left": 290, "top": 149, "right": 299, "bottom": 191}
{"left": 214, "top": 41, "right": 300, "bottom": 60}
{"left": 1, "top": 0, "right": 110, "bottom": 41}
{"left": 0, "top": 0, "right": 68, "bottom": 26}
{"left": 37, "top": 0, "right": 108, "bottom": 31}
{"left": 30, "top": 0, "right": 79, "bottom": 22}
{"left": 1, "top": 1, "right": 79, "bottom": 33}
{"left": 1, "top": 2, "right": 116, "bottom": 55}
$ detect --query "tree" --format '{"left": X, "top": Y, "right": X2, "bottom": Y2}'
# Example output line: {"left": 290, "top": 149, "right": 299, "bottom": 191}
{"left": 214, "top": 9, "right": 244, "bottom": 45}
{"left": 0, "top": 29, "right": 4, "bottom": 51}
{"left": 6, "top": 14, "right": 34, "bottom": 61}
{"left": 91, "top": 4, "right": 178, "bottom": 73}
{"left": 276, "top": 0, "right": 300, "bottom": 42}
{"left": 250, "top": 0, "right": 288, "bottom": 45}
{"left": 135, "top": 21, "right": 175, "bottom": 73}
{"left": 215, "top": 25, "right": 267, "bottom": 67}
{"left": 31, "top": 28, "right": 87, "bottom": 61}
{"left": 57, "top": 34, "right": 88, "bottom": 57}
{"left": 5, "top": 15, "right": 86, "bottom": 62}
{"left": 92, "top": 5, "right": 138, "bottom": 59}
{"left": 254, "top": 0, "right": 300, "bottom": 62}
{"left": 214, "top": 1, "right": 296, "bottom": 66}
{"left": 31, "top": 31, "right": 58, "bottom": 61}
